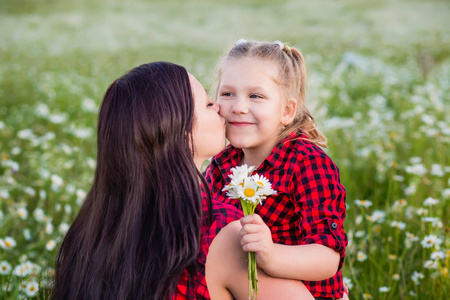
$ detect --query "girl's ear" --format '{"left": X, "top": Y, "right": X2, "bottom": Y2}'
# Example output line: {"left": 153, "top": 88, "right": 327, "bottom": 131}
{"left": 282, "top": 98, "right": 297, "bottom": 125}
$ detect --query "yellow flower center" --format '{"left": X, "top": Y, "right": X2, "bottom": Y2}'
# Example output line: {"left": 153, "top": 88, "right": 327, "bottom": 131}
{"left": 239, "top": 182, "right": 245, "bottom": 187}
{"left": 5, "top": 241, "right": 11, "bottom": 247}
{"left": 30, "top": 286, "right": 35, "bottom": 291}
{"left": 244, "top": 188, "right": 255, "bottom": 197}
{"left": 257, "top": 181, "right": 263, "bottom": 186}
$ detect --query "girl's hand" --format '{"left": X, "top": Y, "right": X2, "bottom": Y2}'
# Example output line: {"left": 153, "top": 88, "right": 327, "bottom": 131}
{"left": 239, "top": 214, "right": 275, "bottom": 270}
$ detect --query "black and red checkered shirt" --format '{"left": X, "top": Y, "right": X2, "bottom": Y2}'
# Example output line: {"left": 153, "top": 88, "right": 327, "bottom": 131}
{"left": 174, "top": 199, "right": 243, "bottom": 299}
{"left": 204, "top": 132, "right": 347, "bottom": 299}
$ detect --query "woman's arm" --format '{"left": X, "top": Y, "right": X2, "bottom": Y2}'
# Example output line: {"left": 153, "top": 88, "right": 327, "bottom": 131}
{"left": 206, "top": 221, "right": 314, "bottom": 300}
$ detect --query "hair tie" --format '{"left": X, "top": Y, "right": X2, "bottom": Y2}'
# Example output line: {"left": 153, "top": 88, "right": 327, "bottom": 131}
{"left": 235, "top": 39, "right": 248, "bottom": 46}
{"left": 273, "top": 40, "right": 284, "bottom": 50}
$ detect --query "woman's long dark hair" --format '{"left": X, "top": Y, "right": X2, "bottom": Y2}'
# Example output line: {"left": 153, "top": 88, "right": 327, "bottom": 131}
{"left": 51, "top": 62, "right": 203, "bottom": 299}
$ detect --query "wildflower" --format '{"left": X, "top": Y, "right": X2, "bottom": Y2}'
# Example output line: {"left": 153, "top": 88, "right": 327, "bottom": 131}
{"left": 0, "top": 261, "right": 12, "bottom": 275}
{"left": 410, "top": 157, "right": 421, "bottom": 164}
{"left": 0, "top": 189, "right": 9, "bottom": 199}
{"left": 390, "top": 221, "right": 406, "bottom": 230}
{"left": 13, "top": 264, "right": 28, "bottom": 277}
{"left": 25, "top": 280, "right": 39, "bottom": 297}
{"left": 405, "top": 184, "right": 416, "bottom": 195}
{"left": 72, "top": 127, "right": 93, "bottom": 139}
{"left": 405, "top": 232, "right": 419, "bottom": 248}
{"left": 33, "top": 208, "right": 45, "bottom": 222}
{"left": 39, "top": 189, "right": 47, "bottom": 199}
{"left": 59, "top": 222, "right": 70, "bottom": 234}
{"left": 16, "top": 207, "right": 28, "bottom": 219}
{"left": 422, "top": 217, "right": 442, "bottom": 228}
{"left": 23, "top": 228, "right": 31, "bottom": 240}
{"left": 411, "top": 271, "right": 424, "bottom": 285}
{"left": 423, "top": 197, "right": 439, "bottom": 206}
{"left": 82, "top": 98, "right": 98, "bottom": 112}
{"left": 343, "top": 277, "right": 353, "bottom": 290}
{"left": 421, "top": 235, "right": 443, "bottom": 249}
{"left": 51, "top": 174, "right": 64, "bottom": 191}
{"left": 357, "top": 251, "right": 367, "bottom": 262}
{"left": 35, "top": 103, "right": 50, "bottom": 117}
{"left": 362, "top": 293, "right": 372, "bottom": 299}
{"left": 372, "top": 225, "right": 382, "bottom": 234}
{"left": 2, "top": 283, "right": 13, "bottom": 292}
{"left": 369, "top": 210, "right": 385, "bottom": 223}
{"left": 405, "top": 163, "right": 427, "bottom": 176}
{"left": 388, "top": 254, "right": 397, "bottom": 260}
{"left": 0, "top": 121, "right": 4, "bottom": 130}
{"left": 416, "top": 208, "right": 428, "bottom": 216}
{"left": 431, "top": 251, "right": 446, "bottom": 260}
{"left": 354, "top": 199, "right": 373, "bottom": 208}
{"left": 65, "top": 204, "right": 72, "bottom": 214}
{"left": 46, "top": 240, "right": 56, "bottom": 251}
{"left": 379, "top": 286, "right": 391, "bottom": 293}
{"left": 430, "top": 164, "right": 444, "bottom": 177}
{"left": 392, "top": 199, "right": 407, "bottom": 208}
{"left": 48, "top": 113, "right": 68, "bottom": 124}
{"left": 355, "top": 230, "right": 365, "bottom": 238}
{"left": 45, "top": 222, "right": 54, "bottom": 234}
{"left": 424, "top": 260, "right": 438, "bottom": 269}
{"left": 443, "top": 188, "right": 450, "bottom": 199}
{"left": 0, "top": 237, "right": 17, "bottom": 250}
{"left": 393, "top": 175, "right": 404, "bottom": 182}
{"left": 392, "top": 274, "right": 400, "bottom": 281}
{"left": 17, "top": 128, "right": 34, "bottom": 139}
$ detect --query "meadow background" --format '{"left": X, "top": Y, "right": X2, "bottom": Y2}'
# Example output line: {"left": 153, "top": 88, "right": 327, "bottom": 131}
{"left": 0, "top": 0, "right": 449, "bottom": 298}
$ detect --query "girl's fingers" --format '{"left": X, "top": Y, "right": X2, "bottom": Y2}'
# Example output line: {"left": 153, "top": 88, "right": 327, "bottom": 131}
{"left": 239, "top": 223, "right": 266, "bottom": 236}
{"left": 240, "top": 214, "right": 264, "bottom": 226}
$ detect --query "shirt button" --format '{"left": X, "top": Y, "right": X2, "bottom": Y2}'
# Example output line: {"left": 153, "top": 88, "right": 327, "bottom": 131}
{"left": 331, "top": 222, "right": 338, "bottom": 229}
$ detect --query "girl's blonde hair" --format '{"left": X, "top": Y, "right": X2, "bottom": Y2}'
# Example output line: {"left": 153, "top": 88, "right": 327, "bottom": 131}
{"left": 215, "top": 40, "right": 327, "bottom": 148}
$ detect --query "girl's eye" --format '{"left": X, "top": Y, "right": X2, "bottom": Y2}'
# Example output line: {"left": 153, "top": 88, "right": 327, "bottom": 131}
{"left": 220, "top": 92, "right": 233, "bottom": 97}
{"left": 249, "top": 94, "right": 262, "bottom": 99}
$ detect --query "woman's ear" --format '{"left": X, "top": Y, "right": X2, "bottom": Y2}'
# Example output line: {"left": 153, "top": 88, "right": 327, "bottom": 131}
{"left": 282, "top": 98, "right": 297, "bottom": 125}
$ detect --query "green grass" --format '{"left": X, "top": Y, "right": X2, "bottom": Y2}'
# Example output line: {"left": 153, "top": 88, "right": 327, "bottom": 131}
{"left": 0, "top": 0, "right": 449, "bottom": 298}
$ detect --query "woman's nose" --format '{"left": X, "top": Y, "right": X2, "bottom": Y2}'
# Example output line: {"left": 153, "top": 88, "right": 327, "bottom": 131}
{"left": 212, "top": 101, "right": 220, "bottom": 113}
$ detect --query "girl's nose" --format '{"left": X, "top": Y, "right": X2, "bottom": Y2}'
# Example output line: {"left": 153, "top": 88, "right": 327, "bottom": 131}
{"left": 231, "top": 98, "right": 248, "bottom": 114}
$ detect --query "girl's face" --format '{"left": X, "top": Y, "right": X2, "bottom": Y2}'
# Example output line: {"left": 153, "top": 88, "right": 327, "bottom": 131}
{"left": 217, "top": 57, "right": 293, "bottom": 157}
{"left": 189, "top": 74, "right": 226, "bottom": 169}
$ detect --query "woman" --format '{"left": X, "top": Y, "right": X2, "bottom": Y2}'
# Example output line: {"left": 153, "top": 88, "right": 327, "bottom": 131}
{"left": 51, "top": 61, "right": 313, "bottom": 299}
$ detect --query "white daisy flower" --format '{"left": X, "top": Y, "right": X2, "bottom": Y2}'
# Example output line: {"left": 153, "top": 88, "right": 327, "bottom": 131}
{"left": 357, "top": 251, "right": 367, "bottom": 262}
{"left": 0, "top": 261, "right": 12, "bottom": 275}
{"left": 411, "top": 271, "right": 424, "bottom": 285}
{"left": 423, "top": 197, "right": 439, "bottom": 206}
{"left": 369, "top": 210, "right": 385, "bottom": 223}
{"left": 59, "top": 222, "right": 70, "bottom": 234}
{"left": 25, "top": 280, "right": 39, "bottom": 297}
{"left": 0, "top": 237, "right": 17, "bottom": 250}
{"left": 237, "top": 178, "right": 263, "bottom": 205}
{"left": 45, "top": 222, "right": 54, "bottom": 234}
{"left": 390, "top": 221, "right": 406, "bottom": 230}
{"left": 251, "top": 174, "right": 277, "bottom": 197}
{"left": 46, "top": 240, "right": 56, "bottom": 251}
{"left": 354, "top": 199, "right": 373, "bottom": 208}
{"left": 379, "top": 286, "right": 391, "bottom": 293}
{"left": 17, "top": 207, "right": 28, "bottom": 219}
{"left": 343, "top": 277, "right": 353, "bottom": 290}
{"left": 23, "top": 228, "right": 31, "bottom": 241}
{"left": 424, "top": 260, "right": 438, "bottom": 269}
{"left": 421, "top": 235, "right": 443, "bottom": 249}
{"left": 430, "top": 251, "right": 446, "bottom": 260}
{"left": 392, "top": 274, "right": 400, "bottom": 281}
{"left": 13, "top": 264, "right": 29, "bottom": 277}
{"left": 33, "top": 208, "right": 45, "bottom": 222}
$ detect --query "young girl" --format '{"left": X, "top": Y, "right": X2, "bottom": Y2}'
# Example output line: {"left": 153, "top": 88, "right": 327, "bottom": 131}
{"left": 204, "top": 40, "right": 348, "bottom": 299}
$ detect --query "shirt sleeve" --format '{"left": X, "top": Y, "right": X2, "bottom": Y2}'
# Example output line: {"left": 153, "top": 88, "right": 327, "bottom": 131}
{"left": 292, "top": 154, "right": 348, "bottom": 270}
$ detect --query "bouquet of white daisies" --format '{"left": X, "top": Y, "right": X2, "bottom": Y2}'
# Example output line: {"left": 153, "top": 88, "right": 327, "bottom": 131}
{"left": 222, "top": 164, "right": 277, "bottom": 299}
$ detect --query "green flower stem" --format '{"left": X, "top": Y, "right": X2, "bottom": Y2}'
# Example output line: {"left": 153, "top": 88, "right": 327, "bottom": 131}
{"left": 240, "top": 199, "right": 258, "bottom": 300}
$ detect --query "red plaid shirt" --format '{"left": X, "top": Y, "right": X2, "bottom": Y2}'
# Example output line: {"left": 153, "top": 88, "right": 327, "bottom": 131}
{"left": 204, "top": 132, "right": 347, "bottom": 299}
{"left": 174, "top": 199, "right": 243, "bottom": 299}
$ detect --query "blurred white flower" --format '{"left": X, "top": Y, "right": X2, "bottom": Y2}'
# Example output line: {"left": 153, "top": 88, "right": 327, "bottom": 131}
{"left": 82, "top": 98, "right": 98, "bottom": 113}
{"left": 390, "top": 221, "right": 406, "bottom": 230}
{"left": 13, "top": 264, "right": 28, "bottom": 277}
{"left": 422, "top": 217, "right": 441, "bottom": 227}
{"left": 443, "top": 188, "right": 450, "bottom": 199}
{"left": 357, "top": 251, "right": 367, "bottom": 262}
{"left": 355, "top": 230, "right": 365, "bottom": 238}
{"left": 25, "top": 280, "right": 39, "bottom": 297}
{"left": 23, "top": 228, "right": 31, "bottom": 241}
{"left": 2, "top": 282, "right": 13, "bottom": 292}
{"left": 421, "top": 235, "right": 443, "bottom": 249}
{"left": 39, "top": 189, "right": 47, "bottom": 200}
{"left": 0, "top": 261, "right": 12, "bottom": 275}
{"left": 423, "top": 197, "right": 439, "bottom": 206}
{"left": 379, "top": 286, "right": 391, "bottom": 293}
{"left": 343, "top": 277, "right": 353, "bottom": 290}
{"left": 354, "top": 199, "right": 373, "bottom": 208}
{"left": 59, "top": 222, "right": 70, "bottom": 234}
{"left": 405, "top": 232, "right": 419, "bottom": 248}
{"left": 48, "top": 113, "right": 68, "bottom": 124}
{"left": 392, "top": 175, "right": 404, "bottom": 182}
{"left": 17, "top": 207, "right": 28, "bottom": 219}
{"left": 46, "top": 240, "right": 56, "bottom": 251}
{"left": 411, "top": 271, "right": 424, "bottom": 285}
{"left": 24, "top": 187, "right": 36, "bottom": 196}
{"left": 11, "top": 147, "right": 21, "bottom": 155}
{"left": 431, "top": 251, "right": 446, "bottom": 260}
{"left": 35, "top": 103, "right": 50, "bottom": 117}
{"left": 392, "top": 274, "right": 400, "bottom": 281}
{"left": 409, "top": 157, "right": 421, "bottom": 164}
{"left": 0, "top": 189, "right": 10, "bottom": 199}
{"left": 0, "top": 121, "right": 4, "bottom": 130}
{"left": 405, "top": 163, "right": 427, "bottom": 176}
{"left": 72, "top": 127, "right": 93, "bottom": 139}
{"left": 17, "top": 128, "right": 34, "bottom": 139}
{"left": 421, "top": 114, "right": 435, "bottom": 126}
{"left": 405, "top": 184, "right": 416, "bottom": 196}
{"left": 430, "top": 164, "right": 444, "bottom": 177}
{"left": 424, "top": 260, "right": 438, "bottom": 269}
{"left": 33, "top": 208, "right": 45, "bottom": 222}
{"left": 51, "top": 174, "right": 64, "bottom": 191}
{"left": 0, "top": 237, "right": 17, "bottom": 250}
{"left": 40, "top": 168, "right": 51, "bottom": 179}
{"left": 369, "top": 210, "right": 385, "bottom": 223}
{"left": 45, "top": 222, "right": 54, "bottom": 234}
{"left": 416, "top": 207, "right": 428, "bottom": 216}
